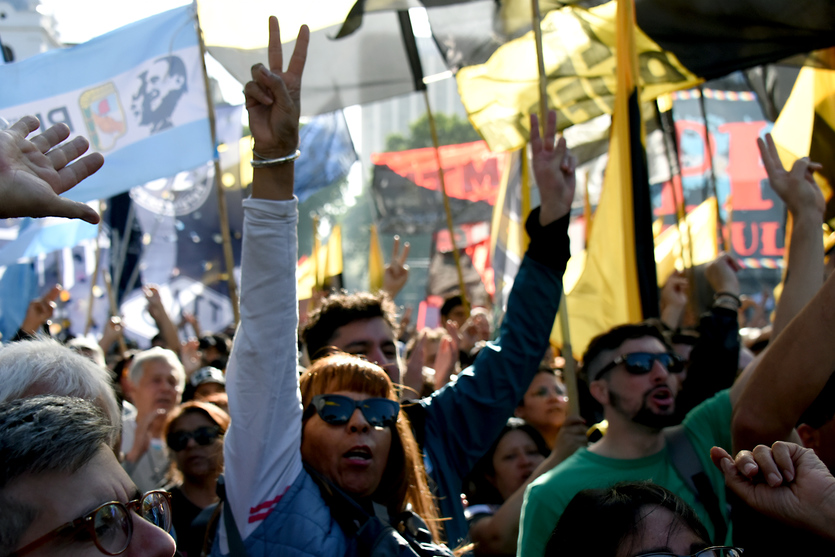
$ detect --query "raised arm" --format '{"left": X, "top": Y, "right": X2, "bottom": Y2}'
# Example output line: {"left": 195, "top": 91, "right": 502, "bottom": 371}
{"left": 0, "top": 116, "right": 103, "bottom": 223}
{"left": 144, "top": 285, "right": 180, "bottom": 354}
{"left": 761, "top": 133, "right": 825, "bottom": 338}
{"left": 730, "top": 134, "right": 828, "bottom": 450}
{"left": 420, "top": 110, "right": 574, "bottom": 545}
{"left": 220, "top": 16, "right": 309, "bottom": 548}
{"left": 731, "top": 269, "right": 835, "bottom": 452}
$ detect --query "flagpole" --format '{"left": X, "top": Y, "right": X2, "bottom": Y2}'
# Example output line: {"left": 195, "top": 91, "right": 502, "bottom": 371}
{"left": 698, "top": 85, "right": 731, "bottom": 255}
{"left": 531, "top": 0, "right": 579, "bottom": 415}
{"left": 657, "top": 97, "right": 699, "bottom": 324}
{"left": 85, "top": 202, "right": 106, "bottom": 336}
{"left": 312, "top": 215, "right": 322, "bottom": 291}
{"left": 194, "top": 1, "right": 240, "bottom": 327}
{"left": 103, "top": 266, "right": 128, "bottom": 358}
{"left": 423, "top": 90, "right": 471, "bottom": 315}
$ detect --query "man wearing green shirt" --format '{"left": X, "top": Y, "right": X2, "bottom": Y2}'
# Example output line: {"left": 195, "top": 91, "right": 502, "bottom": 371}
{"left": 518, "top": 320, "right": 742, "bottom": 556}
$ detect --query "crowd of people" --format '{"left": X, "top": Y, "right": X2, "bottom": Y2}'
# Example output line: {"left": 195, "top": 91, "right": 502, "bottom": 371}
{"left": 1, "top": 13, "right": 835, "bottom": 557}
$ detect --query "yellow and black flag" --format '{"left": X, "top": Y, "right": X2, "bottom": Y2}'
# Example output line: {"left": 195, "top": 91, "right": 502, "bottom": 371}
{"left": 551, "top": 0, "right": 658, "bottom": 357}
{"left": 615, "top": 0, "right": 659, "bottom": 320}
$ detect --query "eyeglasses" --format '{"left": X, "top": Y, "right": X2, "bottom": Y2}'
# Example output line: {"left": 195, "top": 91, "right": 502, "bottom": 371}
{"left": 593, "top": 352, "right": 685, "bottom": 381}
{"left": 304, "top": 394, "right": 400, "bottom": 428}
{"left": 10, "top": 490, "right": 172, "bottom": 556}
{"left": 634, "top": 546, "right": 743, "bottom": 557}
{"left": 166, "top": 425, "right": 223, "bottom": 452}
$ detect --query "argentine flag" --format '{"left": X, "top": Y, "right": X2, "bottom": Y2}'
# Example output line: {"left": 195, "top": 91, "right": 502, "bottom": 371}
{"left": 0, "top": 5, "right": 214, "bottom": 204}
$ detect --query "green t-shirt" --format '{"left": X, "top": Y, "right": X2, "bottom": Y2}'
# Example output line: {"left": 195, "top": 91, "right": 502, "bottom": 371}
{"left": 517, "top": 389, "right": 733, "bottom": 556}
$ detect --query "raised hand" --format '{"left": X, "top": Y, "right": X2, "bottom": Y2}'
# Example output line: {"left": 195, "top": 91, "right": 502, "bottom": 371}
{"left": 244, "top": 17, "right": 309, "bottom": 161}
{"left": 530, "top": 110, "right": 576, "bottom": 226}
{"left": 758, "top": 132, "right": 825, "bottom": 218}
{"left": 21, "top": 284, "right": 62, "bottom": 335}
{"left": 383, "top": 235, "right": 410, "bottom": 299}
{"left": 0, "top": 116, "right": 103, "bottom": 224}
{"left": 661, "top": 271, "right": 689, "bottom": 309}
{"left": 711, "top": 442, "right": 835, "bottom": 540}
{"left": 705, "top": 252, "right": 740, "bottom": 296}
{"left": 143, "top": 285, "right": 165, "bottom": 320}
{"left": 551, "top": 415, "right": 588, "bottom": 464}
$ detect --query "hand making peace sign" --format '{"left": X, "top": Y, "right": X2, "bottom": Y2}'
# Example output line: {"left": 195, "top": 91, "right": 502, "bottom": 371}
{"left": 244, "top": 17, "right": 310, "bottom": 160}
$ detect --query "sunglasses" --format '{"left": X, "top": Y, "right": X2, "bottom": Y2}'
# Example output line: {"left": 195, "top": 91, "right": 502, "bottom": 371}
{"left": 10, "top": 490, "right": 171, "bottom": 556}
{"left": 304, "top": 394, "right": 400, "bottom": 428}
{"left": 593, "top": 352, "right": 685, "bottom": 381}
{"left": 634, "top": 546, "right": 743, "bottom": 557}
{"left": 166, "top": 425, "right": 223, "bottom": 452}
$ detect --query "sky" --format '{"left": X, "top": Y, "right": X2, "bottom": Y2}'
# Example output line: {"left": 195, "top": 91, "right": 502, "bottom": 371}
{"left": 40, "top": 0, "right": 191, "bottom": 44}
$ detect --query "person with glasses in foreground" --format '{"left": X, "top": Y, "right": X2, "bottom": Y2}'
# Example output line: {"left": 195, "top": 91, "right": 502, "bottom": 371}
{"left": 210, "top": 16, "right": 449, "bottom": 556}
{"left": 0, "top": 395, "right": 175, "bottom": 556}
{"left": 545, "top": 481, "right": 742, "bottom": 557}
{"left": 542, "top": 440, "right": 835, "bottom": 556}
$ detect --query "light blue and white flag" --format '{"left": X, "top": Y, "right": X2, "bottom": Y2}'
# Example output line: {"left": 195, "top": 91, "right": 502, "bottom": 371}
{"left": 0, "top": 5, "right": 214, "bottom": 203}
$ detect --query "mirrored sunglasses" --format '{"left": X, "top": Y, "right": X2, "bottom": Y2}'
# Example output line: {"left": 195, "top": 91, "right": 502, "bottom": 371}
{"left": 305, "top": 394, "right": 400, "bottom": 428}
{"left": 166, "top": 425, "right": 222, "bottom": 452}
{"left": 10, "top": 490, "right": 171, "bottom": 556}
{"left": 594, "top": 352, "right": 685, "bottom": 381}
{"left": 634, "top": 546, "right": 743, "bottom": 557}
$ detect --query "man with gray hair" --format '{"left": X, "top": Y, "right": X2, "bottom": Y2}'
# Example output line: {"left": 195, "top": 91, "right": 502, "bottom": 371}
{"left": 0, "top": 395, "right": 175, "bottom": 556}
{"left": 0, "top": 338, "right": 121, "bottom": 448}
{"left": 122, "top": 347, "right": 185, "bottom": 492}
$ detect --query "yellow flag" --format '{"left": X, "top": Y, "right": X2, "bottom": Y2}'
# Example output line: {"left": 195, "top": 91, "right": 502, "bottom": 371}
{"left": 457, "top": 0, "right": 701, "bottom": 152}
{"left": 654, "top": 197, "right": 719, "bottom": 287}
{"left": 299, "top": 224, "right": 343, "bottom": 300}
{"left": 369, "top": 224, "right": 385, "bottom": 292}
{"left": 551, "top": 0, "right": 653, "bottom": 359}
{"left": 771, "top": 62, "right": 835, "bottom": 203}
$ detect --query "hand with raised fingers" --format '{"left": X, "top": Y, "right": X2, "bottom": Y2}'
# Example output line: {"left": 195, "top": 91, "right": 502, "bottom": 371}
{"left": 0, "top": 116, "right": 103, "bottom": 224}
{"left": 383, "top": 235, "right": 410, "bottom": 299}
{"left": 21, "top": 284, "right": 62, "bottom": 335}
{"left": 758, "top": 132, "right": 825, "bottom": 218}
{"left": 244, "top": 17, "right": 309, "bottom": 161}
{"left": 530, "top": 110, "right": 576, "bottom": 226}
{"left": 711, "top": 442, "right": 835, "bottom": 539}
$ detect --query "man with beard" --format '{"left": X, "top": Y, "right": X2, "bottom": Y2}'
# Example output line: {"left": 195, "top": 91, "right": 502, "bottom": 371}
{"left": 518, "top": 322, "right": 739, "bottom": 555}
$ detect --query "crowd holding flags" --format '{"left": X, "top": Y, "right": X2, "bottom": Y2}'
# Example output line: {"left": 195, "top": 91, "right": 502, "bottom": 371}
{"left": 0, "top": 0, "right": 833, "bottom": 355}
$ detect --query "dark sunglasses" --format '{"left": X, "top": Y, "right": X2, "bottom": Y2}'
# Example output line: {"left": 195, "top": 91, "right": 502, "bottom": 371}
{"left": 166, "top": 425, "right": 223, "bottom": 452}
{"left": 10, "top": 490, "right": 171, "bottom": 556}
{"left": 593, "top": 352, "right": 685, "bottom": 381}
{"left": 304, "top": 394, "right": 400, "bottom": 428}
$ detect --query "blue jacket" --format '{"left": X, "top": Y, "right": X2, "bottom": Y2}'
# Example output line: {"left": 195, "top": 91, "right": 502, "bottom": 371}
{"left": 232, "top": 471, "right": 352, "bottom": 556}
{"left": 413, "top": 209, "right": 569, "bottom": 545}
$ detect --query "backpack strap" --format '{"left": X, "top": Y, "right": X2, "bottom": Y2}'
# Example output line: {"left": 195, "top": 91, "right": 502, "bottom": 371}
{"left": 216, "top": 474, "right": 250, "bottom": 557}
{"left": 663, "top": 425, "right": 728, "bottom": 545}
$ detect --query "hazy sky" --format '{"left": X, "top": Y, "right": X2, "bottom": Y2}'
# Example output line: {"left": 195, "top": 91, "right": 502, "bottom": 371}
{"left": 40, "top": 0, "right": 190, "bottom": 44}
